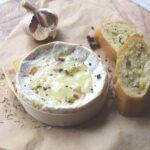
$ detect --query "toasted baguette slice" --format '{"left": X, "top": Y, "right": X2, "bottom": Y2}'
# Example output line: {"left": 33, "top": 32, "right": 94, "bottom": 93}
{"left": 94, "top": 20, "right": 137, "bottom": 60}
{"left": 114, "top": 34, "right": 150, "bottom": 116}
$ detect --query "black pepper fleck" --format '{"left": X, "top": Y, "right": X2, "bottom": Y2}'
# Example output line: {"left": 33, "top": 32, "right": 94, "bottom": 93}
{"left": 43, "top": 87, "right": 47, "bottom": 91}
{"left": 2, "top": 73, "right": 5, "bottom": 77}
{"left": 23, "top": 75, "right": 28, "bottom": 77}
{"left": 108, "top": 68, "right": 112, "bottom": 72}
{"left": 126, "top": 59, "right": 131, "bottom": 67}
{"left": 58, "top": 57, "right": 65, "bottom": 62}
{"left": 59, "top": 68, "right": 63, "bottom": 72}
{"left": 0, "top": 73, "right": 5, "bottom": 80}
{"left": 87, "top": 35, "right": 95, "bottom": 43}
{"left": 65, "top": 70, "right": 69, "bottom": 74}
{"left": 119, "top": 37, "right": 124, "bottom": 44}
{"left": 89, "top": 63, "right": 92, "bottom": 66}
{"left": 42, "top": 98, "right": 46, "bottom": 101}
{"left": 96, "top": 74, "right": 101, "bottom": 79}
{"left": 89, "top": 43, "right": 100, "bottom": 50}
{"left": 91, "top": 26, "right": 95, "bottom": 30}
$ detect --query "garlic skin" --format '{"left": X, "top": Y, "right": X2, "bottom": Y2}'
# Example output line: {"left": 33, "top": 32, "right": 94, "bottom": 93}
{"left": 23, "top": 8, "right": 58, "bottom": 41}
{"left": 32, "top": 24, "right": 57, "bottom": 41}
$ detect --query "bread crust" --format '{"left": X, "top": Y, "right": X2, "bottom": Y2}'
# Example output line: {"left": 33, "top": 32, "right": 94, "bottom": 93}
{"left": 114, "top": 34, "right": 150, "bottom": 116}
{"left": 115, "top": 80, "right": 150, "bottom": 116}
{"left": 94, "top": 27, "right": 117, "bottom": 60}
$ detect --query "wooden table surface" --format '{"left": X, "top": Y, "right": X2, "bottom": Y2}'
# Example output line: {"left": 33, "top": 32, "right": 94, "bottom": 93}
{"left": 0, "top": 0, "right": 150, "bottom": 45}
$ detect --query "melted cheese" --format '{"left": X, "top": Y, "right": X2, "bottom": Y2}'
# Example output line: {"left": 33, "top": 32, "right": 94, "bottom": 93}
{"left": 27, "top": 56, "right": 92, "bottom": 105}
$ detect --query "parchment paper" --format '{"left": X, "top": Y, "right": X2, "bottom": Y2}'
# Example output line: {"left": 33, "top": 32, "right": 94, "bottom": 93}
{"left": 0, "top": 0, "right": 150, "bottom": 150}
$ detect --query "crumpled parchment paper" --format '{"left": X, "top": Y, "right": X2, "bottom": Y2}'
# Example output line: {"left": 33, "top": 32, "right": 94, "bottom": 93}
{"left": 0, "top": 0, "right": 150, "bottom": 150}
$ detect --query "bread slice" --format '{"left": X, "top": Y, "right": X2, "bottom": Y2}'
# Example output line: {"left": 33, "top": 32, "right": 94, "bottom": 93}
{"left": 114, "top": 34, "right": 150, "bottom": 116}
{"left": 94, "top": 20, "right": 137, "bottom": 60}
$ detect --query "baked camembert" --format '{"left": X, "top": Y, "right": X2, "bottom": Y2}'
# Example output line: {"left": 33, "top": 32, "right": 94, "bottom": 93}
{"left": 16, "top": 42, "right": 108, "bottom": 112}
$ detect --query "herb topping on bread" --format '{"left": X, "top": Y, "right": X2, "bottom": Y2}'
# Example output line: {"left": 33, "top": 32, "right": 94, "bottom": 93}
{"left": 115, "top": 34, "right": 150, "bottom": 116}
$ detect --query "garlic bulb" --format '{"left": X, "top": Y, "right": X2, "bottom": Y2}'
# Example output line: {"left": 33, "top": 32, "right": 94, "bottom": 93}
{"left": 23, "top": 8, "right": 58, "bottom": 41}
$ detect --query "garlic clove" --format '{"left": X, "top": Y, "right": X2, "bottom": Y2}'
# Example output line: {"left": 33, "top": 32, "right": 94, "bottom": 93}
{"left": 22, "top": 0, "right": 49, "bottom": 27}
{"left": 23, "top": 8, "right": 58, "bottom": 41}
{"left": 29, "top": 15, "right": 38, "bottom": 33}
